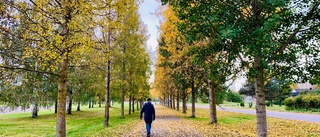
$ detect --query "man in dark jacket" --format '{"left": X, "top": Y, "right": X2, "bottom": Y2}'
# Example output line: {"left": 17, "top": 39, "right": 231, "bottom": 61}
{"left": 140, "top": 98, "right": 155, "bottom": 137}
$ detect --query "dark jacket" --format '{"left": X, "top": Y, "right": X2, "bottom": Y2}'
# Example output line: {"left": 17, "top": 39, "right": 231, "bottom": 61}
{"left": 140, "top": 101, "right": 155, "bottom": 123}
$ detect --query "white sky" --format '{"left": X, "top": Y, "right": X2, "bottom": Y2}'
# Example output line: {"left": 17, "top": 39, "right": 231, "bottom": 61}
{"left": 138, "top": 0, "right": 160, "bottom": 85}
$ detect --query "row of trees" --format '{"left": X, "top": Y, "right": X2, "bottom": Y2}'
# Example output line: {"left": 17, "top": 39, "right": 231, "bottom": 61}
{"left": 154, "top": 5, "right": 236, "bottom": 124}
{"left": 0, "top": 0, "right": 151, "bottom": 136}
{"left": 156, "top": 1, "right": 320, "bottom": 136}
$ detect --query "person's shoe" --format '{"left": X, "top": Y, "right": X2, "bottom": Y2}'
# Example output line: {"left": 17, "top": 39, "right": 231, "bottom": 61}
{"left": 147, "top": 132, "right": 150, "bottom": 137}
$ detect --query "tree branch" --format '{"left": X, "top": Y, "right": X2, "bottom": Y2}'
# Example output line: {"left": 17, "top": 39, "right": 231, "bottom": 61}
{"left": 0, "top": 65, "right": 59, "bottom": 77}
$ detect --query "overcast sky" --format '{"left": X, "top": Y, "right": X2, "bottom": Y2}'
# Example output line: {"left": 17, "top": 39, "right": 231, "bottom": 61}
{"left": 139, "top": 0, "right": 160, "bottom": 52}
{"left": 138, "top": 0, "right": 160, "bottom": 85}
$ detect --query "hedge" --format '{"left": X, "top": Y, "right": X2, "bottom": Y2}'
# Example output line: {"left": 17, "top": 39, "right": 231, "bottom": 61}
{"left": 284, "top": 94, "right": 320, "bottom": 110}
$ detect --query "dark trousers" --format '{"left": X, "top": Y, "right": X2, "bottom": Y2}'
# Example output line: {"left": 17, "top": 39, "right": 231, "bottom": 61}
{"left": 145, "top": 120, "right": 152, "bottom": 135}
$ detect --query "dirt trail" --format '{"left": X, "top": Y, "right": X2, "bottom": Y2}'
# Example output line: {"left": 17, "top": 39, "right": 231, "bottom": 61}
{"left": 123, "top": 106, "right": 203, "bottom": 137}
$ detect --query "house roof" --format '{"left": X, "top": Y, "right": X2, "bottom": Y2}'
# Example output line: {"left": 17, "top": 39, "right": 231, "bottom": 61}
{"left": 291, "top": 92, "right": 300, "bottom": 96}
{"left": 293, "top": 89, "right": 307, "bottom": 92}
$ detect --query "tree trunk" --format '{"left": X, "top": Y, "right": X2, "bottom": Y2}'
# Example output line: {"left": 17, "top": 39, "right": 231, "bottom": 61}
{"left": 191, "top": 81, "right": 196, "bottom": 117}
{"left": 182, "top": 91, "right": 186, "bottom": 114}
{"left": 132, "top": 97, "right": 135, "bottom": 113}
{"left": 104, "top": 58, "right": 111, "bottom": 126}
{"left": 170, "top": 93, "right": 173, "bottom": 108}
{"left": 99, "top": 101, "right": 101, "bottom": 107}
{"left": 177, "top": 90, "right": 180, "bottom": 111}
{"left": 91, "top": 100, "right": 94, "bottom": 108}
{"left": 77, "top": 102, "right": 80, "bottom": 111}
{"left": 55, "top": 100, "right": 57, "bottom": 113}
{"left": 31, "top": 84, "right": 38, "bottom": 118}
{"left": 185, "top": 96, "right": 188, "bottom": 111}
{"left": 185, "top": 97, "right": 188, "bottom": 112}
{"left": 89, "top": 100, "right": 91, "bottom": 108}
{"left": 121, "top": 87, "right": 125, "bottom": 118}
{"left": 255, "top": 65, "right": 267, "bottom": 137}
{"left": 136, "top": 99, "right": 139, "bottom": 110}
{"left": 67, "top": 88, "right": 72, "bottom": 115}
{"left": 209, "top": 80, "right": 217, "bottom": 124}
{"left": 279, "top": 99, "right": 282, "bottom": 107}
{"left": 121, "top": 42, "right": 126, "bottom": 118}
{"left": 129, "top": 94, "right": 132, "bottom": 115}
{"left": 104, "top": 5, "right": 112, "bottom": 128}
{"left": 56, "top": 54, "right": 68, "bottom": 137}
{"left": 35, "top": 103, "right": 38, "bottom": 116}
{"left": 252, "top": 0, "right": 267, "bottom": 136}
{"left": 173, "top": 94, "right": 175, "bottom": 109}
{"left": 31, "top": 101, "right": 38, "bottom": 118}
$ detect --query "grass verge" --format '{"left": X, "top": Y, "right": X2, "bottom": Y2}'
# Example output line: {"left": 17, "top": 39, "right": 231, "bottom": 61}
{"left": 0, "top": 103, "right": 141, "bottom": 137}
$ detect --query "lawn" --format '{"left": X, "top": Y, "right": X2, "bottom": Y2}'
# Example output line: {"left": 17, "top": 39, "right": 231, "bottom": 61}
{"left": 1, "top": 102, "right": 320, "bottom": 136}
{"left": 0, "top": 103, "right": 141, "bottom": 137}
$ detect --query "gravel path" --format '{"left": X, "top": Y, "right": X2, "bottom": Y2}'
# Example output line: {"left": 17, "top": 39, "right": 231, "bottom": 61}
{"left": 123, "top": 106, "right": 203, "bottom": 137}
{"left": 195, "top": 105, "right": 320, "bottom": 123}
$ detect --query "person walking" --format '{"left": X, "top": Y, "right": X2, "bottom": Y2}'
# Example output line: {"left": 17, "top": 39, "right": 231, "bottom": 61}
{"left": 140, "top": 98, "right": 155, "bottom": 137}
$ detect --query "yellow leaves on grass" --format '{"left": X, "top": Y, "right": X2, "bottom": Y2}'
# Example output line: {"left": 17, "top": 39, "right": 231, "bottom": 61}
{"left": 123, "top": 105, "right": 320, "bottom": 137}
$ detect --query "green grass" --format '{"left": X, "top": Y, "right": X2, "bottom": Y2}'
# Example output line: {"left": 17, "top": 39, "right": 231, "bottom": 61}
{"left": 0, "top": 103, "right": 141, "bottom": 137}
{"left": 218, "top": 114, "right": 255, "bottom": 124}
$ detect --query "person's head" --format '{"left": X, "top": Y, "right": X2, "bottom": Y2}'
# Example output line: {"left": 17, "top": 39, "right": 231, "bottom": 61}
{"left": 147, "top": 98, "right": 152, "bottom": 102}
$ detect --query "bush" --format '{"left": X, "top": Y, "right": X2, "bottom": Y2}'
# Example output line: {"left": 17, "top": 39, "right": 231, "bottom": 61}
{"left": 284, "top": 94, "right": 320, "bottom": 110}
{"left": 240, "top": 102, "right": 245, "bottom": 107}
{"left": 273, "top": 100, "right": 285, "bottom": 105}
{"left": 265, "top": 101, "right": 270, "bottom": 107}
{"left": 283, "top": 98, "right": 294, "bottom": 108}
{"left": 226, "top": 91, "right": 243, "bottom": 103}
{"left": 200, "top": 94, "right": 209, "bottom": 103}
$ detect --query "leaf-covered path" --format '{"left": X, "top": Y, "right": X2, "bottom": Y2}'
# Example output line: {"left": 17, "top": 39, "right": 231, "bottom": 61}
{"left": 122, "top": 105, "right": 320, "bottom": 137}
{"left": 123, "top": 105, "right": 203, "bottom": 137}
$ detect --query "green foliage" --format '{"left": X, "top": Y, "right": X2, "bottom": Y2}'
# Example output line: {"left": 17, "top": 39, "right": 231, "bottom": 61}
{"left": 240, "top": 102, "right": 245, "bottom": 107}
{"left": 284, "top": 94, "right": 320, "bottom": 111}
{"left": 299, "top": 89, "right": 320, "bottom": 95}
{"left": 226, "top": 91, "right": 243, "bottom": 103}
{"left": 199, "top": 93, "right": 208, "bottom": 103}
{"left": 199, "top": 85, "right": 227, "bottom": 105}
{"left": 216, "top": 89, "right": 227, "bottom": 105}
{"left": 265, "top": 101, "right": 271, "bottom": 107}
